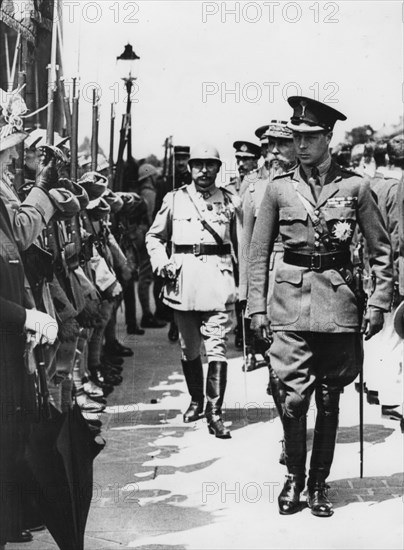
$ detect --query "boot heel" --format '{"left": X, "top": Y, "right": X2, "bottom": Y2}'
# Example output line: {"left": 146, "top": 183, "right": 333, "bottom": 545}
{"left": 207, "top": 417, "right": 231, "bottom": 439}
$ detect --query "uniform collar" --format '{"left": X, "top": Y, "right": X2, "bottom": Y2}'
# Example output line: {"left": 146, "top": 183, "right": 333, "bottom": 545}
{"left": 300, "top": 155, "right": 332, "bottom": 181}
{"left": 189, "top": 181, "right": 219, "bottom": 200}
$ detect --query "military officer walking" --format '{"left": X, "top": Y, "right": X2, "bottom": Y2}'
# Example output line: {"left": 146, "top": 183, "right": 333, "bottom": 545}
{"left": 248, "top": 97, "right": 393, "bottom": 517}
{"left": 239, "top": 120, "right": 296, "bottom": 397}
{"left": 146, "top": 144, "right": 241, "bottom": 439}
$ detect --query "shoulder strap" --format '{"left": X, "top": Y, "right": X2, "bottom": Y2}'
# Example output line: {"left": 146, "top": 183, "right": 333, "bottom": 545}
{"left": 185, "top": 187, "right": 224, "bottom": 246}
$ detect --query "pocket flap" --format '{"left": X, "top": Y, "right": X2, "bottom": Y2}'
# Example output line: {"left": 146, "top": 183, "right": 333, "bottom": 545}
{"left": 279, "top": 207, "right": 308, "bottom": 222}
{"left": 329, "top": 269, "right": 346, "bottom": 287}
{"left": 275, "top": 267, "right": 303, "bottom": 285}
{"left": 323, "top": 207, "right": 356, "bottom": 221}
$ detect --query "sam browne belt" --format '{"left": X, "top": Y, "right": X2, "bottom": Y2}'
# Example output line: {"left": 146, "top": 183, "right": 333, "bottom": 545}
{"left": 283, "top": 249, "right": 351, "bottom": 271}
{"left": 173, "top": 243, "right": 231, "bottom": 256}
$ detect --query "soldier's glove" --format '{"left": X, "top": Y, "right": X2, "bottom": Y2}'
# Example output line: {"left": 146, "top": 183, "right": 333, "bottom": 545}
{"left": 25, "top": 309, "right": 58, "bottom": 346}
{"left": 364, "top": 306, "right": 385, "bottom": 341}
{"left": 57, "top": 177, "right": 75, "bottom": 192}
{"left": 160, "top": 262, "right": 177, "bottom": 280}
{"left": 250, "top": 313, "right": 270, "bottom": 340}
{"left": 35, "top": 147, "right": 58, "bottom": 193}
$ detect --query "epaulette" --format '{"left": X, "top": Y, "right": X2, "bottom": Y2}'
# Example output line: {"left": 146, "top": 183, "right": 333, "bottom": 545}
{"left": 173, "top": 184, "right": 187, "bottom": 192}
{"left": 273, "top": 170, "right": 294, "bottom": 181}
{"left": 340, "top": 167, "right": 363, "bottom": 178}
{"left": 222, "top": 186, "right": 236, "bottom": 198}
{"left": 222, "top": 186, "right": 242, "bottom": 208}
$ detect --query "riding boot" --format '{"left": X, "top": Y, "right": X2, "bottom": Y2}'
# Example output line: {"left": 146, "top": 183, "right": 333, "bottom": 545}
{"left": 269, "top": 368, "right": 287, "bottom": 464}
{"left": 205, "top": 361, "right": 231, "bottom": 439}
{"left": 181, "top": 357, "right": 204, "bottom": 423}
{"left": 278, "top": 414, "right": 307, "bottom": 514}
{"left": 307, "top": 383, "right": 341, "bottom": 517}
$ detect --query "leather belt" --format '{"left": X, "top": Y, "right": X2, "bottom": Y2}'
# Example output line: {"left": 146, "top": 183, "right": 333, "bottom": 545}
{"left": 283, "top": 249, "right": 351, "bottom": 271}
{"left": 173, "top": 243, "right": 231, "bottom": 256}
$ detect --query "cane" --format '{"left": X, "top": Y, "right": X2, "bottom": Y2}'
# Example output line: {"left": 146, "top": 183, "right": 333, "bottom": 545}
{"left": 241, "top": 306, "right": 248, "bottom": 404}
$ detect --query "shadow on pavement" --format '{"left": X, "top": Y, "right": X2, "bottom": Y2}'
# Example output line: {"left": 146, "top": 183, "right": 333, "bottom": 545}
{"left": 329, "top": 472, "right": 404, "bottom": 509}
{"left": 336, "top": 424, "right": 395, "bottom": 444}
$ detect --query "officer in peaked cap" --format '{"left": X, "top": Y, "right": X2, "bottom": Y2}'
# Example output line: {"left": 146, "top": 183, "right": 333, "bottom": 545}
{"left": 233, "top": 140, "right": 261, "bottom": 184}
{"left": 173, "top": 145, "right": 191, "bottom": 177}
{"left": 248, "top": 96, "right": 393, "bottom": 517}
{"left": 239, "top": 120, "right": 296, "bottom": 378}
{"left": 146, "top": 143, "right": 242, "bottom": 440}
{"left": 264, "top": 120, "right": 296, "bottom": 179}
{"left": 227, "top": 140, "right": 261, "bottom": 199}
{"left": 255, "top": 124, "right": 270, "bottom": 142}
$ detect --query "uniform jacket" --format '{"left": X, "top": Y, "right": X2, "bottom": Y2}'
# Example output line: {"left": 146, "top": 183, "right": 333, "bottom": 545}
{"left": 1, "top": 174, "right": 55, "bottom": 251}
{"left": 248, "top": 161, "right": 393, "bottom": 332}
{"left": 397, "top": 174, "right": 404, "bottom": 296}
{"left": 370, "top": 173, "right": 399, "bottom": 283}
{"left": 239, "top": 174, "right": 283, "bottom": 303}
{"left": 146, "top": 182, "right": 241, "bottom": 312}
{"left": 0, "top": 197, "right": 37, "bottom": 542}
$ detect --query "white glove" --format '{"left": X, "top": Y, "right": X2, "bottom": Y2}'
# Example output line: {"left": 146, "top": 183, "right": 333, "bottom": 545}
{"left": 25, "top": 309, "right": 58, "bottom": 346}
{"left": 111, "top": 281, "right": 123, "bottom": 297}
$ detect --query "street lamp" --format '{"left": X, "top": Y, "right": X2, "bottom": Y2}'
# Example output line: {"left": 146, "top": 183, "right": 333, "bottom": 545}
{"left": 117, "top": 43, "right": 140, "bottom": 117}
{"left": 113, "top": 43, "right": 140, "bottom": 191}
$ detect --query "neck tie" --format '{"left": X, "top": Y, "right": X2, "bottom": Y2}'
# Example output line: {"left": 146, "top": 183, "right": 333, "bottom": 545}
{"left": 308, "top": 166, "right": 320, "bottom": 201}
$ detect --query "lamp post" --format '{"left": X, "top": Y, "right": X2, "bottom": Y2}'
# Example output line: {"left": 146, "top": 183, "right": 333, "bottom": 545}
{"left": 113, "top": 43, "right": 140, "bottom": 191}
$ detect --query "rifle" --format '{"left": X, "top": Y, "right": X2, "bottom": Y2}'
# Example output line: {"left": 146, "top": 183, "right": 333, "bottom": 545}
{"left": 91, "top": 88, "right": 99, "bottom": 171}
{"left": 46, "top": 0, "right": 59, "bottom": 145}
{"left": 109, "top": 103, "right": 115, "bottom": 184}
{"left": 162, "top": 136, "right": 173, "bottom": 181}
{"left": 14, "top": 36, "right": 26, "bottom": 192}
{"left": 352, "top": 239, "right": 367, "bottom": 478}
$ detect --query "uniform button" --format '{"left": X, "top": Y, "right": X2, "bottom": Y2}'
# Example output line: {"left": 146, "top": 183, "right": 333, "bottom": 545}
{"left": 314, "top": 232, "right": 320, "bottom": 239}
{"left": 314, "top": 242, "right": 320, "bottom": 248}
{"left": 314, "top": 210, "right": 320, "bottom": 216}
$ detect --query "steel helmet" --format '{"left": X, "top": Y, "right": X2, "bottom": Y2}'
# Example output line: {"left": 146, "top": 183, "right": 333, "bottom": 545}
{"left": 138, "top": 163, "right": 158, "bottom": 182}
{"left": 48, "top": 188, "right": 81, "bottom": 220}
{"left": 188, "top": 143, "right": 222, "bottom": 166}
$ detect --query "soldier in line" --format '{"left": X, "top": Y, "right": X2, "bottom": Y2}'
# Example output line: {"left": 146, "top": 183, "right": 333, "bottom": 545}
{"left": 146, "top": 144, "right": 241, "bottom": 439}
{"left": 248, "top": 97, "right": 393, "bottom": 517}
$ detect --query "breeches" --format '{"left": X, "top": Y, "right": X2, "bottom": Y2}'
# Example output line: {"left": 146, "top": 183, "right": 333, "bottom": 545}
{"left": 174, "top": 308, "right": 234, "bottom": 362}
{"left": 270, "top": 331, "right": 362, "bottom": 419}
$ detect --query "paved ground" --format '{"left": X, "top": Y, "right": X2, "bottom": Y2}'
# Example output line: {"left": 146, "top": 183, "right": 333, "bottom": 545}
{"left": 10, "top": 313, "right": 404, "bottom": 550}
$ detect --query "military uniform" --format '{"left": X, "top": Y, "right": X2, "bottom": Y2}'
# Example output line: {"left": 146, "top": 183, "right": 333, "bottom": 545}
{"left": 0, "top": 173, "right": 55, "bottom": 250}
{"left": 147, "top": 143, "right": 241, "bottom": 439}
{"left": 248, "top": 96, "right": 394, "bottom": 517}
{"left": 146, "top": 180, "right": 240, "bottom": 356}
{"left": 364, "top": 173, "right": 402, "bottom": 408}
{"left": 226, "top": 140, "right": 260, "bottom": 201}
